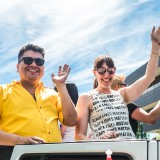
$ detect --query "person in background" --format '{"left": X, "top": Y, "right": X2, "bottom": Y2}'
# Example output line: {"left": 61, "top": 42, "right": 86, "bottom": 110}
{"left": 111, "top": 74, "right": 160, "bottom": 135}
{"left": 75, "top": 26, "right": 160, "bottom": 140}
{"left": 0, "top": 44, "right": 77, "bottom": 146}
{"left": 54, "top": 81, "right": 79, "bottom": 142}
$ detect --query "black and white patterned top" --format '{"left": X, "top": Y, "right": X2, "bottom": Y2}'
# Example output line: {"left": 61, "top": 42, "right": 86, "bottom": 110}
{"left": 89, "top": 89, "right": 135, "bottom": 139}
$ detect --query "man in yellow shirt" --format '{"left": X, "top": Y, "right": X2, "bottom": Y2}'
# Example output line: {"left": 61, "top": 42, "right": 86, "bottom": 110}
{"left": 0, "top": 44, "right": 77, "bottom": 146}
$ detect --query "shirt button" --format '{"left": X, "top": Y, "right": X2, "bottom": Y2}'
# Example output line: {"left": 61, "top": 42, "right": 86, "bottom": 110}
{"left": 40, "top": 106, "right": 42, "bottom": 109}
{"left": 48, "top": 132, "right": 50, "bottom": 134}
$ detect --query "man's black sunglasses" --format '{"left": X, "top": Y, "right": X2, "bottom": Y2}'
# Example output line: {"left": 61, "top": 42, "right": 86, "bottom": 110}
{"left": 19, "top": 57, "right": 45, "bottom": 66}
{"left": 94, "top": 67, "right": 116, "bottom": 75}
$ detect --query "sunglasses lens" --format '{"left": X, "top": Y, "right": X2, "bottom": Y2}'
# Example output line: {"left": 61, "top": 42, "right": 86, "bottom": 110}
{"left": 97, "top": 67, "right": 106, "bottom": 75}
{"left": 23, "top": 57, "right": 33, "bottom": 65}
{"left": 35, "top": 58, "right": 45, "bottom": 66}
{"left": 108, "top": 69, "right": 115, "bottom": 74}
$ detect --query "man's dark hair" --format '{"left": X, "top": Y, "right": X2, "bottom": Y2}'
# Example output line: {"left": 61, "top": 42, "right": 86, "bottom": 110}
{"left": 18, "top": 44, "right": 45, "bottom": 62}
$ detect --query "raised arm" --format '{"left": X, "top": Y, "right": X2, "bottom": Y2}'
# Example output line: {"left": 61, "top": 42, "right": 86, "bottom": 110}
{"left": 75, "top": 94, "right": 91, "bottom": 140}
{"left": 120, "top": 26, "right": 160, "bottom": 103}
{"left": 51, "top": 64, "right": 77, "bottom": 126}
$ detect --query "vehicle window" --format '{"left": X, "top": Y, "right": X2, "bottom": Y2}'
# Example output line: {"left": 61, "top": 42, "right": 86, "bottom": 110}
{"left": 20, "top": 152, "right": 133, "bottom": 160}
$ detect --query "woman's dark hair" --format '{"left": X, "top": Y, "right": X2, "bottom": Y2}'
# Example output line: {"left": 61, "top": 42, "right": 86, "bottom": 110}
{"left": 93, "top": 55, "right": 115, "bottom": 89}
{"left": 18, "top": 44, "right": 45, "bottom": 62}
{"left": 94, "top": 55, "right": 115, "bottom": 69}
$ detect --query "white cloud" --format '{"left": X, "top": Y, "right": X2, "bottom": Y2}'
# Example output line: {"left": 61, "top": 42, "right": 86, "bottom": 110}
{"left": 0, "top": 0, "right": 159, "bottom": 93}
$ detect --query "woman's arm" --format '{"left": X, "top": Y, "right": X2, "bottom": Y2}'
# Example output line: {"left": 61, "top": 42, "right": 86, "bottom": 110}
{"left": 132, "top": 102, "right": 160, "bottom": 124}
{"left": 75, "top": 94, "right": 91, "bottom": 140}
{"left": 120, "top": 26, "right": 160, "bottom": 103}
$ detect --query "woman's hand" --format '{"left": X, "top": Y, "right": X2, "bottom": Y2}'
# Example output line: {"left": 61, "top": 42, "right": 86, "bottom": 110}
{"left": 151, "top": 26, "right": 160, "bottom": 55}
{"left": 99, "top": 131, "right": 119, "bottom": 139}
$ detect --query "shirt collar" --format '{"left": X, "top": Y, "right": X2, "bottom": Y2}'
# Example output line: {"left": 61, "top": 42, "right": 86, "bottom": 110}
{"left": 11, "top": 80, "right": 44, "bottom": 88}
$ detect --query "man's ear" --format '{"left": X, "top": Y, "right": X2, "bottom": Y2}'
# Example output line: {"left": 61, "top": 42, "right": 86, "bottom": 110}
{"left": 16, "top": 64, "right": 19, "bottom": 73}
{"left": 42, "top": 66, "right": 45, "bottom": 75}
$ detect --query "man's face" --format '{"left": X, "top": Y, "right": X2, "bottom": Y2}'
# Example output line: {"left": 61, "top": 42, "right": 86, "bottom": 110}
{"left": 17, "top": 50, "right": 45, "bottom": 84}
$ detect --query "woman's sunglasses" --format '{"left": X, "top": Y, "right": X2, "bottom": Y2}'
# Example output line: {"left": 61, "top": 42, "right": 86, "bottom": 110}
{"left": 118, "top": 83, "right": 127, "bottom": 87}
{"left": 94, "top": 67, "right": 116, "bottom": 75}
{"left": 19, "top": 57, "right": 45, "bottom": 66}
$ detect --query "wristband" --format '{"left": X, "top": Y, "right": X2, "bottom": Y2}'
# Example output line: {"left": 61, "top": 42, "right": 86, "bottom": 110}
{"left": 151, "top": 52, "right": 159, "bottom": 57}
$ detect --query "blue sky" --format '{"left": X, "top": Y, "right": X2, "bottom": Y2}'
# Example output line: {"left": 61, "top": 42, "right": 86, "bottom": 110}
{"left": 0, "top": 0, "right": 160, "bottom": 94}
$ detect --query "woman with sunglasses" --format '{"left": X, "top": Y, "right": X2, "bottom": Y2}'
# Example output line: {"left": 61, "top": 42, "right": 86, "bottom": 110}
{"left": 75, "top": 26, "right": 160, "bottom": 140}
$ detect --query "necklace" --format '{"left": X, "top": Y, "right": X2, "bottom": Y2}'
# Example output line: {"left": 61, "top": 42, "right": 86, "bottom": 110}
{"left": 30, "top": 93, "right": 36, "bottom": 100}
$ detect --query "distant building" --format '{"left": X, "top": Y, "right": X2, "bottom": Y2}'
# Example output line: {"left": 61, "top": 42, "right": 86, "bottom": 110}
{"left": 125, "top": 59, "right": 160, "bottom": 133}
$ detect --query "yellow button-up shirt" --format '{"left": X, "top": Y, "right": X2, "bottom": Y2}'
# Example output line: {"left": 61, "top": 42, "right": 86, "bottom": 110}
{"left": 0, "top": 81, "right": 63, "bottom": 142}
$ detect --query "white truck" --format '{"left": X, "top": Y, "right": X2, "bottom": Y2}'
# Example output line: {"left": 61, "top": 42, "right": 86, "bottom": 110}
{"left": 1, "top": 139, "right": 159, "bottom": 160}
